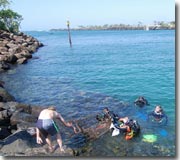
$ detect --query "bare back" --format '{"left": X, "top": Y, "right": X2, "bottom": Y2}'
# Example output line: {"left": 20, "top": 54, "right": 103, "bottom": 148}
{"left": 38, "top": 109, "right": 59, "bottom": 119}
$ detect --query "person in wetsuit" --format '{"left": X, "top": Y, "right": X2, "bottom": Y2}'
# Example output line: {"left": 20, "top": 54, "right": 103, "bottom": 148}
{"left": 111, "top": 116, "right": 140, "bottom": 140}
{"left": 148, "top": 105, "right": 168, "bottom": 125}
{"left": 134, "top": 96, "right": 149, "bottom": 107}
{"left": 96, "top": 107, "right": 119, "bottom": 123}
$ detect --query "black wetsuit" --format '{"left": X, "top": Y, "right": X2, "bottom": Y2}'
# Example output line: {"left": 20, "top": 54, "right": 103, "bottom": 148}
{"left": 96, "top": 110, "right": 119, "bottom": 122}
{"left": 104, "top": 111, "right": 119, "bottom": 123}
{"left": 134, "top": 99, "right": 149, "bottom": 107}
{"left": 148, "top": 111, "right": 168, "bottom": 125}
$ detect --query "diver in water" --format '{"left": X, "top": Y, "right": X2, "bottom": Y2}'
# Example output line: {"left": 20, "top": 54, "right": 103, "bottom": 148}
{"left": 134, "top": 96, "right": 149, "bottom": 107}
{"left": 110, "top": 116, "right": 140, "bottom": 140}
{"left": 147, "top": 105, "right": 168, "bottom": 125}
{"left": 96, "top": 108, "right": 140, "bottom": 140}
{"left": 113, "top": 117, "right": 130, "bottom": 132}
{"left": 96, "top": 107, "right": 119, "bottom": 123}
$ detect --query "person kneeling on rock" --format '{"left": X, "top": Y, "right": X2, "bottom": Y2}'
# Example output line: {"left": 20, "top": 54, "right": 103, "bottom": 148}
{"left": 36, "top": 106, "right": 77, "bottom": 153}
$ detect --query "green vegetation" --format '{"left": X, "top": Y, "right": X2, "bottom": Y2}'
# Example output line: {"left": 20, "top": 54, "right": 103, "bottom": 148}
{"left": 76, "top": 21, "right": 175, "bottom": 30}
{"left": 0, "top": 0, "right": 22, "bottom": 33}
{"left": 51, "top": 21, "right": 175, "bottom": 31}
{"left": 0, "top": 0, "right": 10, "bottom": 8}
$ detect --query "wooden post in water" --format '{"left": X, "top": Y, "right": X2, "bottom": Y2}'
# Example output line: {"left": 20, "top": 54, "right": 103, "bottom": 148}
{"left": 67, "top": 20, "right": 72, "bottom": 48}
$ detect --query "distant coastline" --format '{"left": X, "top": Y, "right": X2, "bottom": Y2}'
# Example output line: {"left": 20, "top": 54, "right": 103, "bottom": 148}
{"left": 50, "top": 21, "right": 175, "bottom": 31}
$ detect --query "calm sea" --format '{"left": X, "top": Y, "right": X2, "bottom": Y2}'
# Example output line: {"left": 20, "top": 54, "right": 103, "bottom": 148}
{"left": 0, "top": 30, "right": 175, "bottom": 156}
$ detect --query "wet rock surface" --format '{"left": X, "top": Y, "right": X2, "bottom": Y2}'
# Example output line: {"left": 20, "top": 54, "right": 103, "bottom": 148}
{"left": 0, "top": 98, "right": 111, "bottom": 156}
{"left": 0, "top": 79, "right": 113, "bottom": 157}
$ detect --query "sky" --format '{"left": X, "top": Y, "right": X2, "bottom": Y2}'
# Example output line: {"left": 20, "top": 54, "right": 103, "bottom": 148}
{"left": 10, "top": 0, "right": 175, "bottom": 31}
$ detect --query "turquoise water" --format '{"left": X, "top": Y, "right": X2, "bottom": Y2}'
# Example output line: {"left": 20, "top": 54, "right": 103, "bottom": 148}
{"left": 0, "top": 30, "right": 175, "bottom": 156}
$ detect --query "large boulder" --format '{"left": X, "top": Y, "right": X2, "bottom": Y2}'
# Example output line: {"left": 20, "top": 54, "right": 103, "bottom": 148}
{"left": 0, "top": 130, "right": 36, "bottom": 156}
{"left": 0, "top": 102, "right": 31, "bottom": 114}
{"left": 0, "top": 102, "right": 17, "bottom": 126}
{"left": 0, "top": 109, "right": 11, "bottom": 126}
{"left": 8, "top": 47, "right": 20, "bottom": 55}
{"left": 0, "top": 130, "right": 74, "bottom": 156}
{"left": 0, "top": 31, "right": 10, "bottom": 39}
{"left": 30, "top": 105, "right": 45, "bottom": 117}
{"left": 16, "top": 123, "right": 36, "bottom": 134}
{"left": 0, "top": 109, "right": 12, "bottom": 120}
{"left": 10, "top": 110, "right": 37, "bottom": 126}
{"left": 0, "top": 87, "right": 15, "bottom": 102}
{"left": 6, "top": 54, "right": 18, "bottom": 63}
{"left": 15, "top": 103, "right": 31, "bottom": 113}
{"left": 20, "top": 50, "right": 32, "bottom": 59}
{"left": 0, "top": 127, "right": 12, "bottom": 140}
{"left": 16, "top": 57, "right": 28, "bottom": 64}
{"left": 0, "top": 61, "right": 10, "bottom": 71}
{"left": 6, "top": 42, "right": 18, "bottom": 49}
{"left": 26, "top": 45, "right": 37, "bottom": 53}
{"left": 0, "top": 101, "right": 18, "bottom": 112}
{"left": 0, "top": 55, "right": 5, "bottom": 61}
{"left": 1, "top": 138, "right": 31, "bottom": 155}
{"left": 0, "top": 47, "right": 8, "bottom": 52}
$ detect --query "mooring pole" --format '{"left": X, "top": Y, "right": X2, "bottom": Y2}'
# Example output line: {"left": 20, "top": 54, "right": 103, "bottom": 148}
{"left": 67, "top": 20, "right": 72, "bottom": 48}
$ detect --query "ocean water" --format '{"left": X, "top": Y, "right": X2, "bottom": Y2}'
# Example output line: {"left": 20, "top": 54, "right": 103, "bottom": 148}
{"left": 0, "top": 30, "right": 175, "bottom": 156}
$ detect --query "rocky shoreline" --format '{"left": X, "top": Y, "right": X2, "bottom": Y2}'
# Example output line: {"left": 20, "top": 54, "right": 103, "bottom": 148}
{"left": 0, "top": 30, "right": 43, "bottom": 71}
{"left": 0, "top": 30, "right": 111, "bottom": 156}
{"left": 0, "top": 30, "right": 75, "bottom": 156}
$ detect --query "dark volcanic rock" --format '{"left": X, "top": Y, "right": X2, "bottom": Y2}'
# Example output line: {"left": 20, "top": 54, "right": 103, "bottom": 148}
{"left": 0, "top": 130, "right": 35, "bottom": 155}
{"left": 0, "top": 29, "right": 44, "bottom": 71}
{"left": 6, "top": 54, "right": 18, "bottom": 63}
{"left": 16, "top": 57, "right": 28, "bottom": 64}
{"left": 0, "top": 61, "right": 10, "bottom": 71}
{"left": 0, "top": 129, "right": 74, "bottom": 156}
{"left": 10, "top": 110, "right": 37, "bottom": 126}
{"left": 0, "top": 87, "right": 15, "bottom": 102}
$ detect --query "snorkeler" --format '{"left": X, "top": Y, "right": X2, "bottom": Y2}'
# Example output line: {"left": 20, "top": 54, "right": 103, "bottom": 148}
{"left": 134, "top": 96, "right": 149, "bottom": 107}
{"left": 147, "top": 105, "right": 168, "bottom": 125}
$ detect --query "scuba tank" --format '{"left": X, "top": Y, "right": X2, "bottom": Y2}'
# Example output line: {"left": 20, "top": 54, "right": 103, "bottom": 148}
{"left": 125, "top": 119, "right": 140, "bottom": 140}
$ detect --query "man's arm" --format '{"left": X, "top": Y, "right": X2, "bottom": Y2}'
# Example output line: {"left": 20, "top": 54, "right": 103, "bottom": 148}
{"left": 56, "top": 112, "right": 78, "bottom": 133}
{"left": 56, "top": 113, "right": 72, "bottom": 127}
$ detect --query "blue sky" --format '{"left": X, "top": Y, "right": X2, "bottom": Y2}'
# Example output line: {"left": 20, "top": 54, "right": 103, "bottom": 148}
{"left": 11, "top": 0, "right": 175, "bottom": 31}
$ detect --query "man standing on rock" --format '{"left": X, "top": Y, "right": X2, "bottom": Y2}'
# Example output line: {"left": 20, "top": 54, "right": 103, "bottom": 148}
{"left": 36, "top": 106, "right": 77, "bottom": 153}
